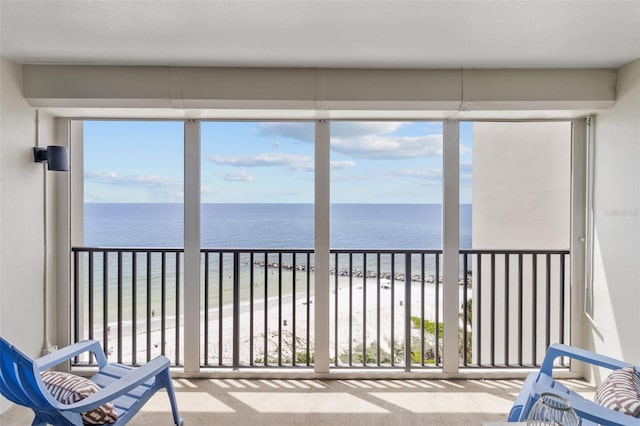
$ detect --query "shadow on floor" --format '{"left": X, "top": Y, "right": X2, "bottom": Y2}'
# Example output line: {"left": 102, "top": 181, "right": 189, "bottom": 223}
{"left": 0, "top": 378, "right": 595, "bottom": 426}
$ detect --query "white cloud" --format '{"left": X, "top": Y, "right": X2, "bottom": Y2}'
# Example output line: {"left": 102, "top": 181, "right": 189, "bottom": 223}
{"left": 460, "top": 143, "right": 472, "bottom": 155}
{"left": 85, "top": 171, "right": 181, "bottom": 187}
{"left": 257, "top": 123, "right": 314, "bottom": 143}
{"left": 331, "top": 122, "right": 407, "bottom": 138}
{"left": 331, "top": 134, "right": 443, "bottom": 159}
{"left": 209, "top": 153, "right": 314, "bottom": 172}
{"left": 394, "top": 168, "right": 442, "bottom": 179}
{"left": 460, "top": 162, "right": 473, "bottom": 183}
{"left": 393, "top": 164, "right": 470, "bottom": 182}
{"left": 215, "top": 170, "right": 255, "bottom": 182}
{"left": 134, "top": 175, "right": 181, "bottom": 187}
{"left": 330, "top": 173, "right": 373, "bottom": 182}
{"left": 330, "top": 166, "right": 445, "bottom": 184}
{"left": 201, "top": 186, "right": 217, "bottom": 194}
{"left": 460, "top": 162, "right": 472, "bottom": 174}
{"left": 210, "top": 155, "right": 356, "bottom": 173}
{"left": 330, "top": 160, "right": 357, "bottom": 170}
{"left": 257, "top": 122, "right": 408, "bottom": 144}
{"left": 85, "top": 170, "right": 183, "bottom": 202}
{"left": 256, "top": 122, "right": 443, "bottom": 160}
{"left": 84, "top": 171, "right": 121, "bottom": 183}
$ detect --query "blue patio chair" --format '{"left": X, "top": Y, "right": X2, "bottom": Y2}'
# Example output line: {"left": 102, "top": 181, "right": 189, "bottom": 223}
{"left": 0, "top": 337, "right": 183, "bottom": 425}
{"left": 509, "top": 343, "right": 640, "bottom": 425}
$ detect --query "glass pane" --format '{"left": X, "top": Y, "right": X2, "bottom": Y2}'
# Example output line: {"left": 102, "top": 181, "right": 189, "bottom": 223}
{"left": 200, "top": 121, "right": 315, "bottom": 367}
{"left": 329, "top": 121, "right": 444, "bottom": 368}
{"left": 330, "top": 121, "right": 444, "bottom": 249}
{"left": 201, "top": 122, "right": 314, "bottom": 248}
{"left": 460, "top": 121, "right": 473, "bottom": 249}
{"left": 81, "top": 120, "right": 184, "bottom": 366}
{"left": 459, "top": 121, "right": 473, "bottom": 366}
{"left": 83, "top": 120, "right": 184, "bottom": 247}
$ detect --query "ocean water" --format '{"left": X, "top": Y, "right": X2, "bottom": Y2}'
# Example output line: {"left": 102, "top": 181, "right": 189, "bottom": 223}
{"left": 84, "top": 203, "right": 472, "bottom": 249}
{"left": 80, "top": 203, "right": 472, "bottom": 327}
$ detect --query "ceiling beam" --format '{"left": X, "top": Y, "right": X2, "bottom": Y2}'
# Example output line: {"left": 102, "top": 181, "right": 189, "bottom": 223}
{"left": 22, "top": 65, "right": 616, "bottom": 118}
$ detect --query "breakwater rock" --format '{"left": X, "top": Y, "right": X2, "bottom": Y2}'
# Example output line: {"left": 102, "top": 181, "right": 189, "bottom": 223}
{"left": 252, "top": 260, "right": 470, "bottom": 285}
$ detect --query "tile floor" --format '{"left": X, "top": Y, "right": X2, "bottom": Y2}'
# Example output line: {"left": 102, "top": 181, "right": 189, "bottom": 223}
{"left": 0, "top": 378, "right": 595, "bottom": 425}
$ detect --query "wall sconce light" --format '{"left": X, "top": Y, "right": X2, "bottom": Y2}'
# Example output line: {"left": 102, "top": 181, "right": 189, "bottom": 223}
{"left": 33, "top": 146, "right": 69, "bottom": 171}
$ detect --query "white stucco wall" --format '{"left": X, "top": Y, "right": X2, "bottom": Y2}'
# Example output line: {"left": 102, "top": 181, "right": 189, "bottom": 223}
{"left": 0, "top": 56, "right": 56, "bottom": 413}
{"left": 472, "top": 122, "right": 572, "bottom": 365}
{"left": 472, "top": 122, "right": 572, "bottom": 250}
{"left": 587, "top": 58, "right": 640, "bottom": 381}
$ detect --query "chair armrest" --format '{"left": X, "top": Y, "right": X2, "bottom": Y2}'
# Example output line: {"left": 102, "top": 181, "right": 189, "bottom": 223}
{"left": 574, "top": 398, "right": 640, "bottom": 426}
{"left": 60, "top": 356, "right": 171, "bottom": 413}
{"left": 531, "top": 381, "right": 640, "bottom": 426}
{"left": 508, "top": 372, "right": 538, "bottom": 421}
{"left": 35, "top": 340, "right": 108, "bottom": 370}
{"left": 540, "top": 343, "right": 634, "bottom": 377}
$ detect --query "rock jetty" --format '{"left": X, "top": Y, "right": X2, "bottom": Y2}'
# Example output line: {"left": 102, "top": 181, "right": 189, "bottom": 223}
{"left": 251, "top": 260, "right": 470, "bottom": 285}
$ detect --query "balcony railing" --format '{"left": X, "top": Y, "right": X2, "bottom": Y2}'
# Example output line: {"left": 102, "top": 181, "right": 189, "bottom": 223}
{"left": 71, "top": 247, "right": 570, "bottom": 371}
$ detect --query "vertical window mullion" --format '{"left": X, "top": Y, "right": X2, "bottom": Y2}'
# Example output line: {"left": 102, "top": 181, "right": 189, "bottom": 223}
{"left": 442, "top": 119, "right": 460, "bottom": 374}
{"left": 184, "top": 120, "right": 201, "bottom": 373}
{"left": 314, "top": 120, "right": 331, "bottom": 373}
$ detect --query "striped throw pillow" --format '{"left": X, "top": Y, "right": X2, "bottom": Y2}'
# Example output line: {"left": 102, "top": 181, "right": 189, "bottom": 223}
{"left": 41, "top": 371, "right": 119, "bottom": 424}
{"left": 594, "top": 367, "right": 640, "bottom": 418}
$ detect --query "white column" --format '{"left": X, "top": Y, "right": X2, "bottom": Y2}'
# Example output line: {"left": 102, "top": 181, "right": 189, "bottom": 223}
{"left": 442, "top": 119, "right": 460, "bottom": 374}
{"left": 65, "top": 120, "right": 83, "bottom": 369}
{"left": 314, "top": 120, "right": 330, "bottom": 374}
{"left": 55, "top": 119, "right": 74, "bottom": 365}
{"left": 69, "top": 121, "right": 84, "bottom": 251}
{"left": 570, "top": 118, "right": 587, "bottom": 372}
{"left": 183, "top": 120, "right": 201, "bottom": 373}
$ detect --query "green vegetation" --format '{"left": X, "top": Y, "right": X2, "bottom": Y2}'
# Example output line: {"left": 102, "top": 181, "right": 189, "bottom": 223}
{"left": 339, "top": 341, "right": 391, "bottom": 365}
{"left": 410, "top": 316, "right": 444, "bottom": 335}
{"left": 253, "top": 300, "right": 473, "bottom": 366}
{"left": 460, "top": 299, "right": 472, "bottom": 364}
{"left": 253, "top": 331, "right": 314, "bottom": 365}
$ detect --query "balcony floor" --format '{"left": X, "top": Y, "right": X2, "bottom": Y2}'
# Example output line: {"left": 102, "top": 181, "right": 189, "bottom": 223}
{"left": 1, "top": 378, "right": 594, "bottom": 425}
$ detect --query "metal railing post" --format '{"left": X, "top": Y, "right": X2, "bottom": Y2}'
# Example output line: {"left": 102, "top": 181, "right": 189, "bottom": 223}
{"left": 404, "top": 253, "right": 412, "bottom": 372}
{"left": 233, "top": 252, "right": 240, "bottom": 370}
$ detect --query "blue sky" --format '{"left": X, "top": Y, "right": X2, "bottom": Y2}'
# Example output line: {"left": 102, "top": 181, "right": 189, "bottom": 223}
{"left": 84, "top": 120, "right": 473, "bottom": 203}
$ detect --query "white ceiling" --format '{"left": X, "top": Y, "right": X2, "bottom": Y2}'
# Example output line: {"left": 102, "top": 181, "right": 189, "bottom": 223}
{"left": 1, "top": 0, "right": 639, "bottom": 69}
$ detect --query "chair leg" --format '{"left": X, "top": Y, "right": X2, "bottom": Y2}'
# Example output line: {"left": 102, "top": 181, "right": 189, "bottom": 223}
{"left": 30, "top": 413, "right": 48, "bottom": 426}
{"left": 162, "top": 369, "right": 184, "bottom": 426}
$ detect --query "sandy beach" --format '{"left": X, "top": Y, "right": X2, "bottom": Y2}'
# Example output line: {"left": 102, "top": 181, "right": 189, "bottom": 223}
{"left": 79, "top": 273, "right": 469, "bottom": 367}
